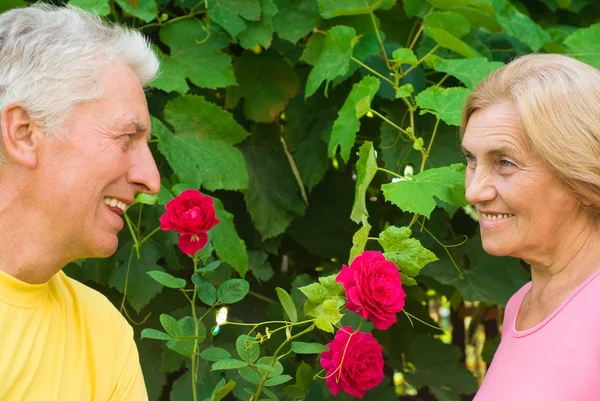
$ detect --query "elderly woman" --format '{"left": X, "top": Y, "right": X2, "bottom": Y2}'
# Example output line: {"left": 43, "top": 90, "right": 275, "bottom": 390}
{"left": 0, "top": 4, "right": 160, "bottom": 400}
{"left": 461, "top": 53, "right": 600, "bottom": 400}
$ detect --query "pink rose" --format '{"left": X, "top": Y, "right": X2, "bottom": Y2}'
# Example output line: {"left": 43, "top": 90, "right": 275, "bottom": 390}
{"left": 336, "top": 251, "right": 406, "bottom": 330}
{"left": 320, "top": 326, "right": 384, "bottom": 398}
{"left": 159, "top": 189, "right": 220, "bottom": 255}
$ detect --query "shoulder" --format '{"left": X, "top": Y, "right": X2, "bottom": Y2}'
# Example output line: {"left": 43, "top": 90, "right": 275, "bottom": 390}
{"left": 50, "top": 271, "right": 132, "bottom": 336}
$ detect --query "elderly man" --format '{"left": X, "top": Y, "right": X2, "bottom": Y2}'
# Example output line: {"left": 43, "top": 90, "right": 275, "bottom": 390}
{"left": 0, "top": 4, "right": 160, "bottom": 400}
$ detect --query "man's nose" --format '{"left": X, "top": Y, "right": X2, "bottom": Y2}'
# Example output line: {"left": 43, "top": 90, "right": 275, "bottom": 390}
{"left": 128, "top": 143, "right": 161, "bottom": 196}
{"left": 465, "top": 166, "right": 497, "bottom": 205}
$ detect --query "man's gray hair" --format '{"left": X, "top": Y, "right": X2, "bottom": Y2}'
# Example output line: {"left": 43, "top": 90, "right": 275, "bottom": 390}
{"left": 0, "top": 4, "right": 159, "bottom": 142}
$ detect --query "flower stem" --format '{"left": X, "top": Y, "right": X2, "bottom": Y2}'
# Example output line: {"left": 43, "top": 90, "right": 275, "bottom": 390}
{"left": 190, "top": 258, "right": 200, "bottom": 401}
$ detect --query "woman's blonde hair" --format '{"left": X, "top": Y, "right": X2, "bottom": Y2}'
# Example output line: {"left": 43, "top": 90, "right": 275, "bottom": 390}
{"left": 461, "top": 53, "right": 600, "bottom": 217}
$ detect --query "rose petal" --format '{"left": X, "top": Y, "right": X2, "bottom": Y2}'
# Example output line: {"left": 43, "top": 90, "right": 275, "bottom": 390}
{"left": 178, "top": 232, "right": 209, "bottom": 255}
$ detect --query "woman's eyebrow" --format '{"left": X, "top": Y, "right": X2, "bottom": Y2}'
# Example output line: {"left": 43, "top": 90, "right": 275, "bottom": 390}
{"left": 461, "top": 145, "right": 516, "bottom": 156}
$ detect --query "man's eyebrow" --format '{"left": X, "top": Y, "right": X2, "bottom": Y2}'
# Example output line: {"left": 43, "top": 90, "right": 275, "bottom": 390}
{"left": 119, "top": 120, "right": 149, "bottom": 133}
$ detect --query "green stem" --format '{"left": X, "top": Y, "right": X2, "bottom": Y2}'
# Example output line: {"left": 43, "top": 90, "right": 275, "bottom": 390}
{"left": 401, "top": 45, "right": 440, "bottom": 78}
{"left": 436, "top": 73, "right": 449, "bottom": 87}
{"left": 253, "top": 324, "right": 316, "bottom": 400}
{"left": 139, "top": 10, "right": 206, "bottom": 29}
{"left": 248, "top": 290, "right": 279, "bottom": 305}
{"left": 420, "top": 225, "right": 464, "bottom": 279}
{"left": 377, "top": 167, "right": 403, "bottom": 178}
{"left": 139, "top": 226, "right": 161, "bottom": 247}
{"left": 124, "top": 212, "right": 140, "bottom": 255}
{"left": 408, "top": 22, "right": 424, "bottom": 51}
{"left": 420, "top": 118, "right": 440, "bottom": 172}
{"left": 369, "top": 12, "right": 391, "bottom": 70}
{"left": 351, "top": 57, "right": 396, "bottom": 88}
{"left": 403, "top": 310, "right": 443, "bottom": 331}
{"left": 370, "top": 109, "right": 408, "bottom": 135}
{"left": 191, "top": 258, "right": 200, "bottom": 401}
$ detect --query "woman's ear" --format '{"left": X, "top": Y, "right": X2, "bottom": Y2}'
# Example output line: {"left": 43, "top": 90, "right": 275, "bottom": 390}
{"left": 0, "top": 103, "right": 43, "bottom": 168}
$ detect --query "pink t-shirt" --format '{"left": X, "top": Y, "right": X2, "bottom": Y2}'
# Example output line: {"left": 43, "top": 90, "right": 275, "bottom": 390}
{"left": 474, "top": 268, "right": 600, "bottom": 401}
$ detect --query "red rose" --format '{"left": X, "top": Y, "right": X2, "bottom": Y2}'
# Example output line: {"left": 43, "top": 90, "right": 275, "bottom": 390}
{"left": 320, "top": 326, "right": 384, "bottom": 398}
{"left": 336, "top": 251, "right": 406, "bottom": 330}
{"left": 159, "top": 189, "right": 220, "bottom": 255}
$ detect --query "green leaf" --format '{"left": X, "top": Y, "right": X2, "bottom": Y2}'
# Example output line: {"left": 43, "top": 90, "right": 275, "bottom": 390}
{"left": 413, "top": 137, "right": 424, "bottom": 151}
{"left": 108, "top": 241, "right": 164, "bottom": 312}
{"left": 211, "top": 379, "right": 237, "bottom": 401}
{"left": 135, "top": 192, "right": 157, "bottom": 205}
{"left": 192, "top": 275, "right": 218, "bottom": 306}
{"left": 236, "top": 335, "right": 260, "bottom": 363}
{"left": 248, "top": 250, "right": 275, "bottom": 282}
{"left": 276, "top": 287, "right": 298, "bottom": 323}
{"left": 212, "top": 359, "right": 249, "bottom": 370}
{"left": 212, "top": 198, "right": 248, "bottom": 277}
{"left": 296, "top": 361, "right": 314, "bottom": 391}
{"left": 154, "top": 95, "right": 249, "bottom": 191}
{"left": 70, "top": 0, "right": 110, "bottom": 15}
{"left": 392, "top": 48, "right": 418, "bottom": 66}
{"left": 141, "top": 328, "right": 172, "bottom": 341}
{"left": 379, "top": 226, "right": 438, "bottom": 277}
{"left": 424, "top": 11, "right": 470, "bottom": 38}
{"left": 237, "top": 0, "right": 278, "bottom": 49}
{"left": 396, "top": 83, "right": 415, "bottom": 98}
{"left": 329, "top": 76, "right": 380, "bottom": 162}
{"left": 228, "top": 51, "right": 299, "bottom": 123}
{"left": 207, "top": 0, "right": 261, "bottom": 38}
{"left": 238, "top": 366, "right": 262, "bottom": 384}
{"left": 298, "top": 274, "right": 344, "bottom": 303}
{"left": 146, "top": 270, "right": 186, "bottom": 289}
{"left": 317, "top": 0, "right": 395, "bottom": 18}
{"left": 273, "top": 0, "right": 320, "bottom": 43}
{"left": 381, "top": 164, "right": 468, "bottom": 218}
{"left": 160, "top": 314, "right": 182, "bottom": 338}
{"left": 284, "top": 385, "right": 306, "bottom": 399}
{"left": 291, "top": 341, "right": 329, "bottom": 354}
{"left": 300, "top": 34, "right": 325, "bottom": 65}
{"left": 265, "top": 374, "right": 293, "bottom": 386}
{"left": 166, "top": 317, "right": 206, "bottom": 358}
{"left": 314, "top": 299, "right": 344, "bottom": 332}
{"left": 403, "top": 0, "right": 432, "bottom": 17}
{"left": 494, "top": 1, "right": 550, "bottom": 51}
{"left": 415, "top": 86, "right": 472, "bottom": 126}
{"left": 421, "top": 236, "right": 529, "bottom": 305}
{"left": 351, "top": 141, "right": 378, "bottom": 223}
{"left": 305, "top": 26, "right": 357, "bottom": 98}
{"left": 217, "top": 279, "right": 250, "bottom": 304}
{"left": 424, "top": 27, "right": 479, "bottom": 58}
{"left": 196, "top": 260, "right": 222, "bottom": 273}
{"left": 256, "top": 357, "right": 284, "bottom": 378}
{"left": 114, "top": 0, "right": 157, "bottom": 22}
{"left": 564, "top": 24, "right": 600, "bottom": 70}
{"left": 405, "top": 335, "right": 478, "bottom": 399}
{"left": 149, "top": 21, "right": 236, "bottom": 92}
{"left": 240, "top": 124, "right": 307, "bottom": 239}
{"left": 349, "top": 219, "right": 371, "bottom": 264}
{"left": 201, "top": 347, "right": 232, "bottom": 362}
{"left": 432, "top": 57, "right": 504, "bottom": 89}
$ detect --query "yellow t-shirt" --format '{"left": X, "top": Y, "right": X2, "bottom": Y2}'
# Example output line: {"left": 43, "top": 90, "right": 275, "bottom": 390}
{"left": 0, "top": 269, "right": 148, "bottom": 401}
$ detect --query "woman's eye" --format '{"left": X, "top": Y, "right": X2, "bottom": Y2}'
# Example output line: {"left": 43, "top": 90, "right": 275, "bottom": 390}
{"left": 499, "top": 159, "right": 515, "bottom": 168}
{"left": 465, "top": 154, "right": 476, "bottom": 166}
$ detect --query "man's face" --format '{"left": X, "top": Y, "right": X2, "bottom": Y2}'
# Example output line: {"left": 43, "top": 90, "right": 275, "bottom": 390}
{"left": 36, "top": 60, "right": 160, "bottom": 259}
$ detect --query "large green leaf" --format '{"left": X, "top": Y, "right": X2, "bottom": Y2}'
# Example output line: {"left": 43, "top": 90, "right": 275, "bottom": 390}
{"left": 211, "top": 198, "right": 248, "bottom": 277}
{"left": 415, "top": 86, "right": 472, "bottom": 126}
{"left": 108, "top": 241, "right": 164, "bottom": 312}
{"left": 403, "top": 0, "right": 432, "bottom": 17}
{"left": 350, "top": 141, "right": 378, "bottom": 223}
{"left": 432, "top": 57, "right": 504, "bottom": 89}
{"left": 70, "top": 0, "right": 110, "bottom": 15}
{"left": 328, "top": 76, "right": 380, "bottom": 162}
{"left": 240, "top": 125, "right": 306, "bottom": 239}
{"left": 115, "top": 0, "right": 157, "bottom": 22}
{"left": 228, "top": 51, "right": 299, "bottom": 123}
{"left": 564, "top": 24, "right": 600, "bottom": 70}
{"left": 207, "top": 0, "right": 262, "bottom": 38}
{"left": 154, "top": 95, "right": 249, "bottom": 191}
{"left": 424, "top": 27, "right": 480, "bottom": 58}
{"left": 405, "top": 335, "right": 479, "bottom": 400}
{"left": 381, "top": 163, "right": 467, "bottom": 218}
{"left": 317, "top": 0, "right": 395, "bottom": 18}
{"left": 238, "top": 0, "right": 278, "bottom": 49}
{"left": 273, "top": 0, "right": 319, "bottom": 43}
{"left": 423, "top": 11, "right": 470, "bottom": 38}
{"left": 493, "top": 0, "right": 550, "bottom": 51}
{"left": 421, "top": 236, "right": 530, "bottom": 305}
{"left": 305, "top": 26, "right": 357, "bottom": 98}
{"left": 149, "top": 20, "right": 236, "bottom": 92}
{"left": 379, "top": 226, "right": 438, "bottom": 277}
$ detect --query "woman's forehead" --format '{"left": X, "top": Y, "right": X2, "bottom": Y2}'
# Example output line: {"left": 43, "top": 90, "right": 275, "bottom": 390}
{"left": 462, "top": 103, "right": 527, "bottom": 153}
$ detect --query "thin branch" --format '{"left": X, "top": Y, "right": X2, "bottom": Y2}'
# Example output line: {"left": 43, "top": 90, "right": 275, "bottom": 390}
{"left": 351, "top": 57, "right": 396, "bottom": 88}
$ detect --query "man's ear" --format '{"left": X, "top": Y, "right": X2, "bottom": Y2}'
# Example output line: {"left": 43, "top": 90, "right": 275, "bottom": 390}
{"left": 0, "top": 103, "right": 43, "bottom": 168}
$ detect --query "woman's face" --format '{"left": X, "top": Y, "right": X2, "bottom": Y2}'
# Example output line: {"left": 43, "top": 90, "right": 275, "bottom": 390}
{"left": 461, "top": 101, "right": 585, "bottom": 260}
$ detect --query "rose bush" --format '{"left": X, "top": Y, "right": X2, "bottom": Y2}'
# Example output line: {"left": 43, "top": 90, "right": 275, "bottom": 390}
{"left": 159, "top": 189, "right": 219, "bottom": 254}
{"left": 336, "top": 251, "right": 406, "bottom": 330}
{"left": 320, "top": 326, "right": 385, "bottom": 398}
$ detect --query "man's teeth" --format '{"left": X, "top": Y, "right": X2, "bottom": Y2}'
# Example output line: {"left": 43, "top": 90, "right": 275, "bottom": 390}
{"left": 104, "top": 197, "right": 127, "bottom": 212}
{"left": 481, "top": 213, "right": 514, "bottom": 221}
